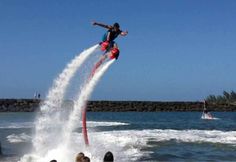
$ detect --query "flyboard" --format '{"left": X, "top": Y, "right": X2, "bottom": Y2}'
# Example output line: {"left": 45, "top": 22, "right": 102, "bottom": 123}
{"left": 82, "top": 41, "right": 119, "bottom": 146}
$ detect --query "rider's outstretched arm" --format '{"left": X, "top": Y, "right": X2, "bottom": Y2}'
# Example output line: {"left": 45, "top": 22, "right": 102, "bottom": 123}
{"left": 92, "top": 21, "right": 111, "bottom": 29}
{"left": 120, "top": 30, "right": 128, "bottom": 36}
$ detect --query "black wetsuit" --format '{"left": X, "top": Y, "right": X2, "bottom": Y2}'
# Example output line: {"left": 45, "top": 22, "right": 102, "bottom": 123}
{"left": 102, "top": 28, "right": 122, "bottom": 48}
{"left": 107, "top": 28, "right": 122, "bottom": 41}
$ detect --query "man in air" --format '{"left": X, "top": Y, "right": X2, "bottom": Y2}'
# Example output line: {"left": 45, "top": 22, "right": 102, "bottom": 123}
{"left": 92, "top": 21, "right": 128, "bottom": 59}
{"left": 90, "top": 21, "right": 128, "bottom": 76}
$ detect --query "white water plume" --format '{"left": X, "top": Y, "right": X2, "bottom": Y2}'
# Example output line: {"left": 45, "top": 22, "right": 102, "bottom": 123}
{"left": 64, "top": 59, "right": 115, "bottom": 144}
{"left": 32, "top": 44, "right": 99, "bottom": 155}
{"left": 41, "top": 44, "right": 99, "bottom": 113}
{"left": 21, "top": 59, "right": 115, "bottom": 162}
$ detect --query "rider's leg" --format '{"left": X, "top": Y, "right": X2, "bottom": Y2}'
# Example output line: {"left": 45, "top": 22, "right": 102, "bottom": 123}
{"left": 107, "top": 42, "right": 120, "bottom": 60}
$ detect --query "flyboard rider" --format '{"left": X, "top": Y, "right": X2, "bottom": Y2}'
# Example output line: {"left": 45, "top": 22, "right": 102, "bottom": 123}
{"left": 91, "top": 21, "right": 128, "bottom": 75}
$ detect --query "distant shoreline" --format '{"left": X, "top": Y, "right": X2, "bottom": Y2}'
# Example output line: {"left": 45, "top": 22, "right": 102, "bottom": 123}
{"left": 0, "top": 99, "right": 236, "bottom": 112}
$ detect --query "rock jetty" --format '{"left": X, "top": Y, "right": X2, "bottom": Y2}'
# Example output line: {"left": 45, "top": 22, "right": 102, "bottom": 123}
{"left": 0, "top": 141, "right": 2, "bottom": 155}
{"left": 0, "top": 99, "right": 236, "bottom": 112}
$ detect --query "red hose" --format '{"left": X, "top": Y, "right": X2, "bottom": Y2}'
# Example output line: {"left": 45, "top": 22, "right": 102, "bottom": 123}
{"left": 82, "top": 107, "right": 89, "bottom": 146}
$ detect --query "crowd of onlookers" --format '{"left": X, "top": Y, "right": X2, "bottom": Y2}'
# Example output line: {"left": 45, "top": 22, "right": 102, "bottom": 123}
{"left": 50, "top": 151, "right": 114, "bottom": 162}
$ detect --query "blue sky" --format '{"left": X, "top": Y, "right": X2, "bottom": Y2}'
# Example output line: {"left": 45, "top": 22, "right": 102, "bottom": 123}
{"left": 0, "top": 0, "right": 236, "bottom": 101}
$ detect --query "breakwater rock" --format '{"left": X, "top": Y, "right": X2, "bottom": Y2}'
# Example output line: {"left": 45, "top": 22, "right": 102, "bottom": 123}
{"left": 87, "top": 101, "right": 236, "bottom": 112}
{"left": 0, "top": 99, "right": 236, "bottom": 112}
{"left": 0, "top": 141, "right": 2, "bottom": 155}
{"left": 0, "top": 99, "right": 40, "bottom": 112}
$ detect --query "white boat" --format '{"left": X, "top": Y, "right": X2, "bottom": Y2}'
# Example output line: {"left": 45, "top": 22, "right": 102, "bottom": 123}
{"left": 201, "top": 112, "right": 214, "bottom": 120}
{"left": 201, "top": 112, "right": 219, "bottom": 120}
{"left": 201, "top": 100, "right": 217, "bottom": 120}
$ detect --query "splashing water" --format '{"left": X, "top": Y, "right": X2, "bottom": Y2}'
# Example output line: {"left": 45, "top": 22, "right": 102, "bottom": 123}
{"left": 37, "top": 59, "right": 115, "bottom": 162}
{"left": 20, "top": 45, "right": 115, "bottom": 162}
{"left": 41, "top": 44, "right": 99, "bottom": 113}
{"left": 65, "top": 59, "right": 115, "bottom": 143}
{"left": 30, "top": 45, "right": 99, "bottom": 158}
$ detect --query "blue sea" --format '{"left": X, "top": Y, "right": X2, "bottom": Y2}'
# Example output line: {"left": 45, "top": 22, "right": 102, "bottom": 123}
{"left": 0, "top": 112, "right": 236, "bottom": 162}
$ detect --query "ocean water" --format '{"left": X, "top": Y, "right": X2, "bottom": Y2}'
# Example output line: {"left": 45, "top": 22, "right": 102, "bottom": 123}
{"left": 0, "top": 112, "right": 236, "bottom": 162}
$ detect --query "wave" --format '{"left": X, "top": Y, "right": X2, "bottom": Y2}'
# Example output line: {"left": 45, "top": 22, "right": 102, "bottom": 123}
{"left": 100, "top": 129, "right": 236, "bottom": 145}
{"left": 19, "top": 128, "right": 236, "bottom": 162}
{"left": 0, "top": 122, "right": 34, "bottom": 129}
{"left": 77, "top": 129, "right": 236, "bottom": 161}
{"left": 86, "top": 121, "right": 129, "bottom": 127}
{"left": 0, "top": 121, "right": 128, "bottom": 129}
{"left": 6, "top": 127, "right": 236, "bottom": 145}
{"left": 7, "top": 133, "right": 32, "bottom": 143}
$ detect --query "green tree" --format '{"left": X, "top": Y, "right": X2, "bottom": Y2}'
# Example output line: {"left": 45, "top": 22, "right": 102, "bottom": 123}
{"left": 230, "top": 91, "right": 236, "bottom": 101}
{"left": 206, "top": 95, "right": 217, "bottom": 103}
{"left": 216, "top": 95, "right": 226, "bottom": 104}
{"left": 223, "top": 91, "right": 230, "bottom": 101}
{"left": 206, "top": 90, "right": 236, "bottom": 104}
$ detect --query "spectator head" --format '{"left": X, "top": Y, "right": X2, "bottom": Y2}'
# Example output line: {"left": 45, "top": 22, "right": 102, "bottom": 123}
{"left": 103, "top": 151, "right": 114, "bottom": 162}
{"left": 50, "top": 160, "right": 57, "bottom": 162}
{"left": 82, "top": 156, "right": 90, "bottom": 162}
{"left": 75, "top": 152, "right": 85, "bottom": 162}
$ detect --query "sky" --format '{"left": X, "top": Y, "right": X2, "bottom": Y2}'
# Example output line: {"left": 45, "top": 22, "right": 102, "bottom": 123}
{"left": 0, "top": 0, "right": 236, "bottom": 101}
